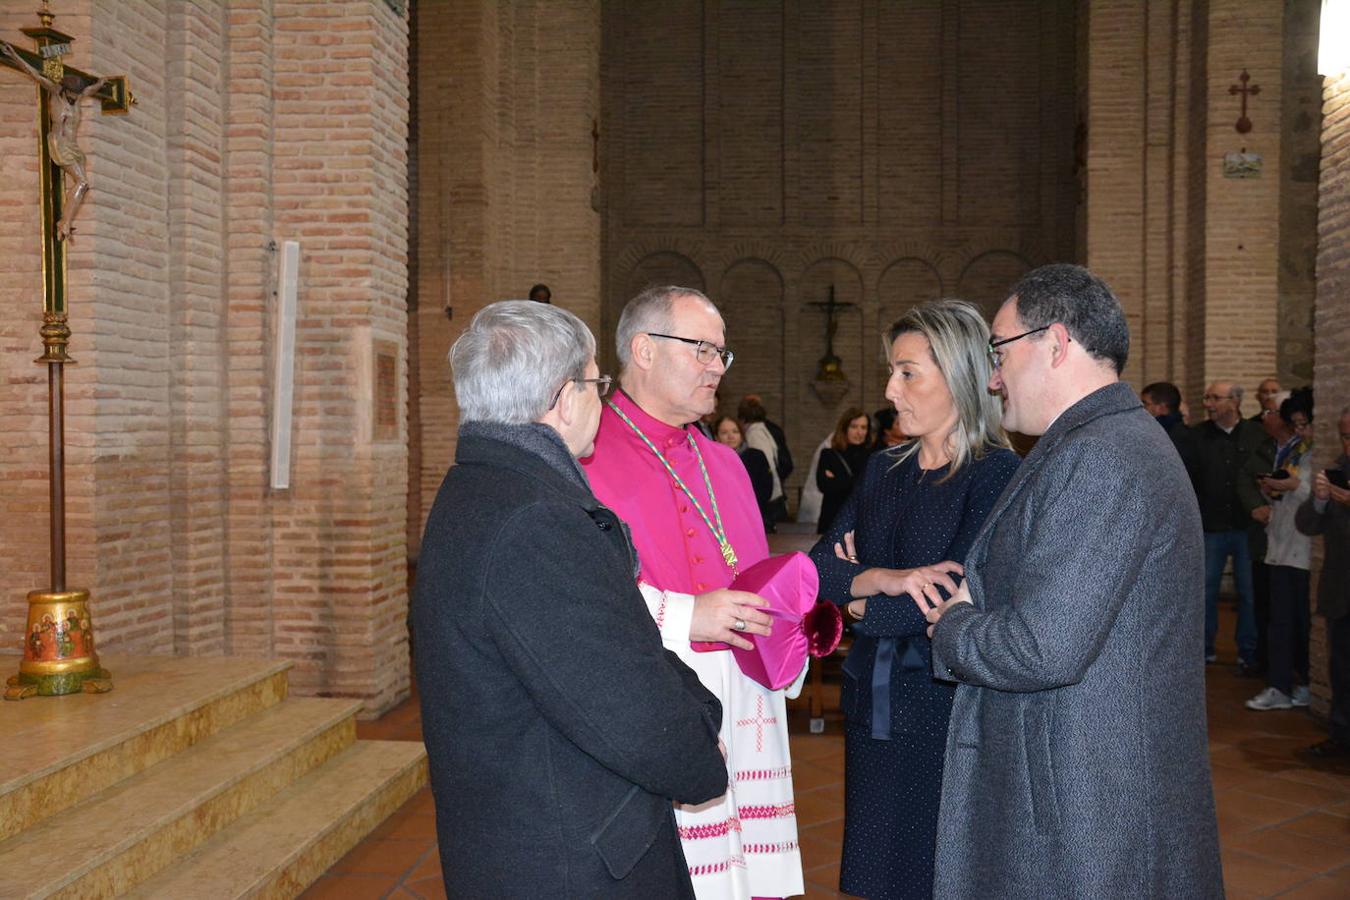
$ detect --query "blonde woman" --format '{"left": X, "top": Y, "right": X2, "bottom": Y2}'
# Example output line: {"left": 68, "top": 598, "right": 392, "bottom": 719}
{"left": 808, "top": 299, "right": 1017, "bottom": 900}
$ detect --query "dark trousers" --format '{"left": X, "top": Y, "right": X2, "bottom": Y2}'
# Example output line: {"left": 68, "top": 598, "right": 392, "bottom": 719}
{"left": 1267, "top": 566, "right": 1310, "bottom": 695}
{"left": 1331, "top": 614, "right": 1350, "bottom": 745}
{"left": 1252, "top": 560, "right": 1271, "bottom": 669}
{"left": 1204, "top": 531, "right": 1257, "bottom": 660}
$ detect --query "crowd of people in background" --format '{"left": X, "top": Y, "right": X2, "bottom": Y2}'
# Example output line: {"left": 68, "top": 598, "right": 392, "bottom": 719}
{"left": 1140, "top": 378, "right": 1349, "bottom": 755}
{"left": 693, "top": 363, "right": 1349, "bottom": 756}
{"left": 710, "top": 367, "right": 1348, "bottom": 762}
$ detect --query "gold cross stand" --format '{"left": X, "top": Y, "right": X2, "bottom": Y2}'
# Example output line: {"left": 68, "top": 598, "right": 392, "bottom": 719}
{"left": 3, "top": 3, "right": 131, "bottom": 699}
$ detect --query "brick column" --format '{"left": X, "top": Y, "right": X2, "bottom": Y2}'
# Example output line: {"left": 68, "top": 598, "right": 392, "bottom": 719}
{"left": 1309, "top": 71, "right": 1350, "bottom": 713}
{"left": 1083, "top": 0, "right": 1148, "bottom": 386}
{"left": 409, "top": 0, "right": 601, "bottom": 555}
{"left": 84, "top": 0, "right": 177, "bottom": 651}
{"left": 166, "top": 0, "right": 230, "bottom": 656}
{"left": 268, "top": 0, "right": 410, "bottom": 713}
{"left": 1200, "top": 0, "right": 1283, "bottom": 400}
{"left": 224, "top": 0, "right": 279, "bottom": 659}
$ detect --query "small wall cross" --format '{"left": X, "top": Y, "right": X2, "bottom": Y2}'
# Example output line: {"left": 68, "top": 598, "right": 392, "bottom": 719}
{"left": 1229, "top": 69, "right": 1260, "bottom": 134}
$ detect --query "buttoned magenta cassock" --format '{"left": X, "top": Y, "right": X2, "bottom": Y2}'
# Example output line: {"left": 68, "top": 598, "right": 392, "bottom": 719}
{"left": 583, "top": 390, "right": 805, "bottom": 900}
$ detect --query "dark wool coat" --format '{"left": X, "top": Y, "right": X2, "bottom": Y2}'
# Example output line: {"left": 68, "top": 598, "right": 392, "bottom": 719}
{"left": 1192, "top": 416, "right": 1269, "bottom": 532}
{"left": 930, "top": 383, "right": 1224, "bottom": 899}
{"left": 1297, "top": 455, "right": 1350, "bottom": 620}
{"left": 413, "top": 423, "right": 727, "bottom": 899}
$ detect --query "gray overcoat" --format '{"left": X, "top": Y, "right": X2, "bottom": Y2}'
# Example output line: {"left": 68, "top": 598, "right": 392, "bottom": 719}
{"left": 930, "top": 382, "right": 1224, "bottom": 899}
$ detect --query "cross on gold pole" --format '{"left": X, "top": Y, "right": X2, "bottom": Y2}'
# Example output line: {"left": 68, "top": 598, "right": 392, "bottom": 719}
{"left": 2, "top": 2, "right": 131, "bottom": 699}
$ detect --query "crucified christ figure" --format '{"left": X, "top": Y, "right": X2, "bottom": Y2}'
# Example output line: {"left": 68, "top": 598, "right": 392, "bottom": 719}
{"left": 2, "top": 41, "right": 106, "bottom": 241}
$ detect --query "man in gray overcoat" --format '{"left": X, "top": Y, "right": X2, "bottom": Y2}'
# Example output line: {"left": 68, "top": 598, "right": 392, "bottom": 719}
{"left": 922, "top": 265, "right": 1224, "bottom": 898}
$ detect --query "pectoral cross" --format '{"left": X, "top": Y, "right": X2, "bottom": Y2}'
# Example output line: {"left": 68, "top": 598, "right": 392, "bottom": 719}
{"left": 1229, "top": 69, "right": 1260, "bottom": 134}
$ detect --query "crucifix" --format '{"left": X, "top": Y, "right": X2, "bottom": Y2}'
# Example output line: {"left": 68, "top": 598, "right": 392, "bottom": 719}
{"left": 1229, "top": 69, "right": 1260, "bottom": 134}
{"left": 3, "top": 2, "right": 131, "bottom": 700}
{"left": 807, "top": 285, "right": 856, "bottom": 405}
{"left": 808, "top": 285, "right": 855, "bottom": 377}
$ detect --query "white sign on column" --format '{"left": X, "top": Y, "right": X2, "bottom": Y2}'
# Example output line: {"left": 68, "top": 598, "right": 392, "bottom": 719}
{"left": 270, "top": 240, "right": 300, "bottom": 491}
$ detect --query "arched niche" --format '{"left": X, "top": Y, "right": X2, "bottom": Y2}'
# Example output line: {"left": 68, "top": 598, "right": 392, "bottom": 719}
{"left": 793, "top": 259, "right": 868, "bottom": 481}
{"left": 717, "top": 259, "right": 785, "bottom": 425}
{"left": 956, "top": 250, "right": 1032, "bottom": 316}
{"left": 876, "top": 258, "right": 944, "bottom": 406}
{"left": 625, "top": 251, "right": 706, "bottom": 298}
{"left": 600, "top": 252, "right": 707, "bottom": 375}
{"left": 877, "top": 258, "right": 943, "bottom": 328}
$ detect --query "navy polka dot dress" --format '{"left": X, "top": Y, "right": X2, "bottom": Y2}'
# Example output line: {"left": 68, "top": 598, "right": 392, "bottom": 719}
{"left": 809, "top": 446, "right": 1019, "bottom": 899}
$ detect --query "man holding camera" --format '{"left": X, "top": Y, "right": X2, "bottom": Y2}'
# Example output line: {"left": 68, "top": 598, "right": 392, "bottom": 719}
{"left": 1296, "top": 407, "right": 1350, "bottom": 757}
{"left": 1243, "top": 395, "right": 1315, "bottom": 710}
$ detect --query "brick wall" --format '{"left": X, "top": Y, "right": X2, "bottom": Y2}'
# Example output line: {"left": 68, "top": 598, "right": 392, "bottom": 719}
{"left": 1, "top": 0, "right": 1335, "bottom": 719}
{"left": 1183, "top": 0, "right": 1210, "bottom": 406}
{"left": 1278, "top": 0, "right": 1321, "bottom": 388}
{"left": 1083, "top": 0, "right": 1148, "bottom": 385}
{"left": 266, "top": 0, "right": 410, "bottom": 711}
{"left": 1309, "top": 72, "right": 1350, "bottom": 713}
{"left": 1201, "top": 0, "right": 1283, "bottom": 403}
{"left": 166, "top": 0, "right": 230, "bottom": 656}
{"left": 408, "top": 0, "right": 602, "bottom": 556}
{"left": 1084, "top": 0, "right": 1289, "bottom": 408}
{"left": 0, "top": 0, "right": 411, "bottom": 717}
{"left": 1083, "top": 0, "right": 1318, "bottom": 412}
{"left": 600, "top": 0, "right": 1078, "bottom": 508}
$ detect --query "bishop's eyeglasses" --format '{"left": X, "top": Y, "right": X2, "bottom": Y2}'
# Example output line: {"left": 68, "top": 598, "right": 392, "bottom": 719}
{"left": 647, "top": 333, "right": 735, "bottom": 370}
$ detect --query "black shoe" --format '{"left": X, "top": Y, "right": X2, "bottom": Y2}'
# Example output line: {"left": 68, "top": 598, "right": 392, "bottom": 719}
{"left": 1303, "top": 738, "right": 1349, "bottom": 759}
{"left": 1236, "top": 659, "right": 1261, "bottom": 678}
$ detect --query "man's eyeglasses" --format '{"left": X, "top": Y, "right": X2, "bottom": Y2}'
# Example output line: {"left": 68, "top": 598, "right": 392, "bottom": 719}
{"left": 1202, "top": 393, "right": 1236, "bottom": 402}
{"left": 987, "top": 325, "right": 1051, "bottom": 370}
{"left": 549, "top": 375, "right": 613, "bottom": 410}
{"left": 647, "top": 333, "right": 734, "bottom": 370}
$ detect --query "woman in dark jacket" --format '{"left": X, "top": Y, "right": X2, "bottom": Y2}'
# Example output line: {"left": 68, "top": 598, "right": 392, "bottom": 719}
{"left": 809, "top": 300, "right": 1019, "bottom": 900}
{"left": 816, "top": 407, "right": 873, "bottom": 534}
{"left": 714, "top": 415, "right": 774, "bottom": 527}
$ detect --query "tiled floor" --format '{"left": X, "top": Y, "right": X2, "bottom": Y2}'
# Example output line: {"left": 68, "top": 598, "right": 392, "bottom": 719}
{"left": 304, "top": 610, "right": 1350, "bottom": 900}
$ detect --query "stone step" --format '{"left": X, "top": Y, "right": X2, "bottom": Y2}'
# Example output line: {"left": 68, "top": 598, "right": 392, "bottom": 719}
{"left": 0, "top": 695, "right": 360, "bottom": 899}
{"left": 124, "top": 740, "right": 429, "bottom": 900}
{"left": 0, "top": 654, "right": 292, "bottom": 844}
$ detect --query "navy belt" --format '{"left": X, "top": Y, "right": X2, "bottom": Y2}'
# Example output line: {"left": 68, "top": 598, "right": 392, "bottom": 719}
{"left": 869, "top": 636, "right": 927, "bottom": 740}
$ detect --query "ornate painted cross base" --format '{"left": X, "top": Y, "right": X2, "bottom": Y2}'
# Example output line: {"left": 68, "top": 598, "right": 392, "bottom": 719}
{"left": 5, "top": 589, "right": 112, "bottom": 700}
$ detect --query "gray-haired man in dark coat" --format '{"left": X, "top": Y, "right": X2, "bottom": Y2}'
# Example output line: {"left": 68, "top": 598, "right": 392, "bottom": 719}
{"left": 413, "top": 301, "right": 727, "bottom": 898}
{"left": 920, "top": 265, "right": 1223, "bottom": 898}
